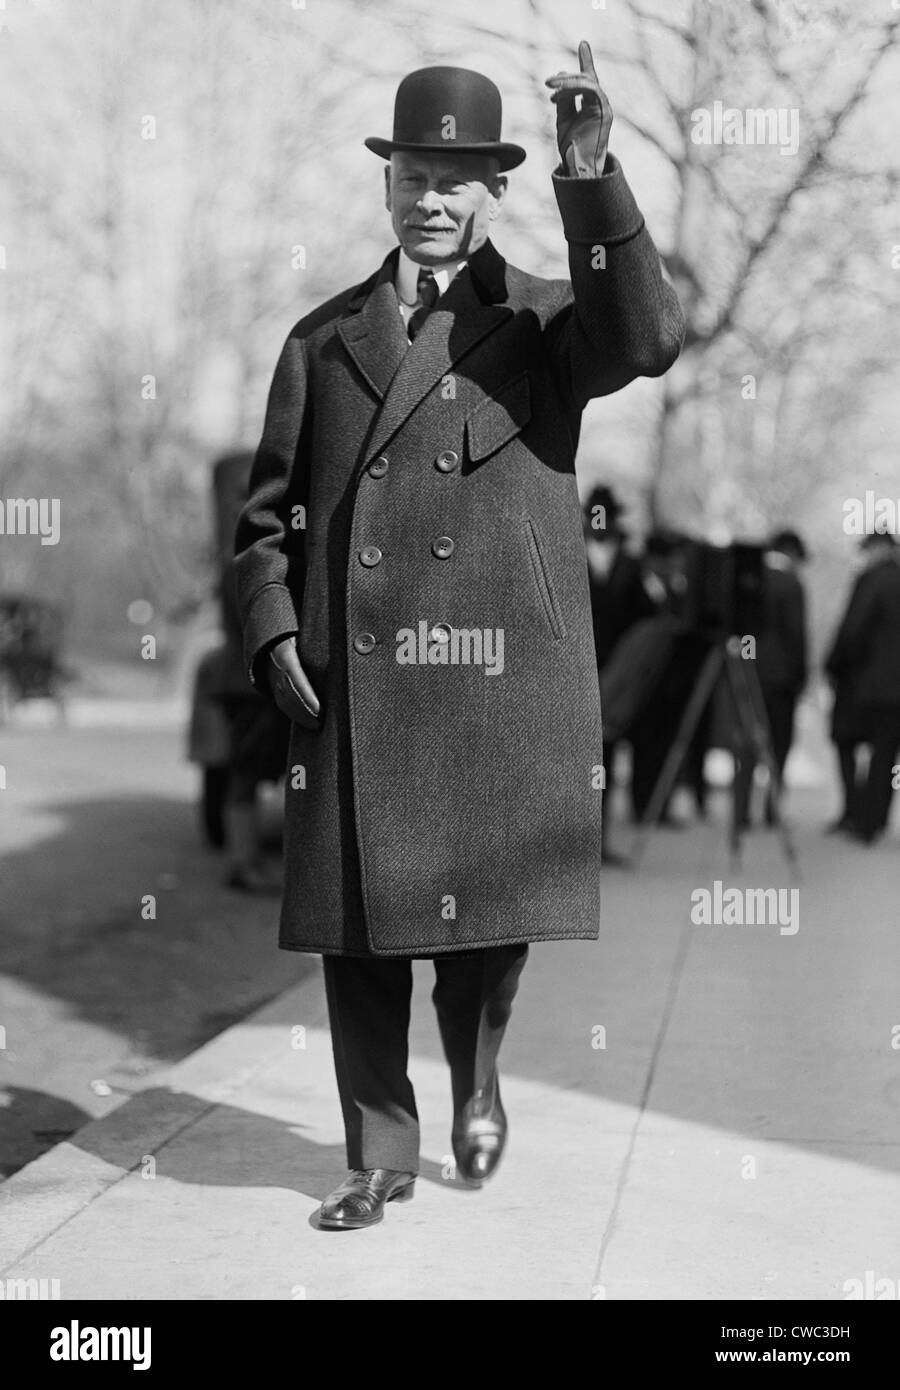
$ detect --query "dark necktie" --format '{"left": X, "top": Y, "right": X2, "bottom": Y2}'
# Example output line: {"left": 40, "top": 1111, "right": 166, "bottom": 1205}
{"left": 407, "top": 268, "right": 439, "bottom": 341}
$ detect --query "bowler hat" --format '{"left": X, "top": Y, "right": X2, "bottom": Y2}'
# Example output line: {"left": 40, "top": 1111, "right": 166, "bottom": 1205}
{"left": 860, "top": 529, "right": 897, "bottom": 549}
{"left": 365, "top": 66, "right": 526, "bottom": 171}
{"left": 769, "top": 528, "right": 809, "bottom": 561}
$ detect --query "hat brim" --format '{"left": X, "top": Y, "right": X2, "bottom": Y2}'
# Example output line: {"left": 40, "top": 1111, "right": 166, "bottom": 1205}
{"left": 365, "top": 136, "right": 526, "bottom": 171}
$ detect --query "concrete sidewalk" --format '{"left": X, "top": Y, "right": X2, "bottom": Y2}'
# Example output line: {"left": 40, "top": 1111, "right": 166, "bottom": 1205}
{"left": 2, "top": 796, "right": 899, "bottom": 1300}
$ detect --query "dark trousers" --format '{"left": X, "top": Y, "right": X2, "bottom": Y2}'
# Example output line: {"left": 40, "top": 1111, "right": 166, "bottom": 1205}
{"left": 834, "top": 740, "right": 858, "bottom": 824}
{"left": 764, "top": 688, "right": 797, "bottom": 781}
{"left": 629, "top": 636, "right": 711, "bottom": 821}
{"left": 322, "top": 945, "right": 529, "bottom": 1174}
{"left": 854, "top": 707, "right": 900, "bottom": 838}
{"left": 734, "top": 687, "right": 797, "bottom": 825}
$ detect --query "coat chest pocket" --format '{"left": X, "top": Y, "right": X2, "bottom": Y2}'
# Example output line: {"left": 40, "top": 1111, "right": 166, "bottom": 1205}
{"left": 523, "top": 517, "right": 567, "bottom": 642}
{"left": 465, "top": 372, "right": 531, "bottom": 463}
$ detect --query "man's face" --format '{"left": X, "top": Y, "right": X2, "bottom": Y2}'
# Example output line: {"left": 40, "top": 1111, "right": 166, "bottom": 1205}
{"left": 384, "top": 151, "right": 506, "bottom": 264}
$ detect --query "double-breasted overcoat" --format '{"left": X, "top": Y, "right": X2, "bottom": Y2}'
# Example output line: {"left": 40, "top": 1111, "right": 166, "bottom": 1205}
{"left": 234, "top": 157, "right": 684, "bottom": 955}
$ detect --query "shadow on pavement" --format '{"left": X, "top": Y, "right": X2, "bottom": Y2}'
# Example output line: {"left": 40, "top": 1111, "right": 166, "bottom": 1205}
{"left": 0, "top": 785, "right": 311, "bottom": 1178}
{"left": 3, "top": 773, "right": 899, "bottom": 1192}
{"left": 67, "top": 1086, "right": 459, "bottom": 1199}
{"left": 0, "top": 1087, "right": 94, "bottom": 1178}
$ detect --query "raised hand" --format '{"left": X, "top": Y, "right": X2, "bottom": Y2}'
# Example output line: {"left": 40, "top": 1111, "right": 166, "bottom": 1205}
{"left": 545, "top": 40, "right": 613, "bottom": 177}
{"left": 269, "top": 635, "right": 322, "bottom": 729}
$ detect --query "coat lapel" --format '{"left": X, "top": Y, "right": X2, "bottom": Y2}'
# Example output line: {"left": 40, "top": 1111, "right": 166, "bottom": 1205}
{"left": 336, "top": 250, "right": 409, "bottom": 401}
{"left": 341, "top": 240, "right": 515, "bottom": 469}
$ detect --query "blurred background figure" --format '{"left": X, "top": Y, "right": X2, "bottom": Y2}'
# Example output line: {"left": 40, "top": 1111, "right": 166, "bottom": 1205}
{"left": 627, "top": 531, "right": 711, "bottom": 826}
{"left": 187, "top": 452, "right": 290, "bottom": 892}
{"left": 583, "top": 486, "right": 656, "bottom": 666}
{"left": 0, "top": 595, "right": 69, "bottom": 723}
{"left": 824, "top": 531, "right": 900, "bottom": 844}
{"left": 583, "top": 485, "right": 657, "bottom": 860}
{"left": 734, "top": 528, "right": 809, "bottom": 828}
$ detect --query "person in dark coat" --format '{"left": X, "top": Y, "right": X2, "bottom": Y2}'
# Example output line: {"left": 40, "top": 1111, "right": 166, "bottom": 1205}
{"left": 628, "top": 532, "right": 711, "bottom": 824}
{"left": 211, "top": 453, "right": 292, "bottom": 893}
{"left": 824, "top": 549, "right": 871, "bottom": 832}
{"left": 734, "top": 529, "right": 809, "bottom": 826}
{"left": 825, "top": 531, "right": 900, "bottom": 843}
{"left": 233, "top": 51, "right": 684, "bottom": 1228}
{"left": 582, "top": 484, "right": 656, "bottom": 857}
{"left": 584, "top": 486, "right": 656, "bottom": 667}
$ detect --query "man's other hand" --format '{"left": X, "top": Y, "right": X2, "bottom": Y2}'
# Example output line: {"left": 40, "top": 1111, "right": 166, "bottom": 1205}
{"left": 269, "top": 636, "right": 322, "bottom": 728}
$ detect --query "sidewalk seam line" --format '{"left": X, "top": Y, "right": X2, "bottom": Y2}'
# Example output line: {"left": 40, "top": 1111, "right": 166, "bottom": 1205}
{"left": 0, "top": 971, "right": 327, "bottom": 1273}
{"left": 0, "top": 1100, "right": 223, "bottom": 1276}
{"left": 590, "top": 909, "right": 696, "bottom": 1295}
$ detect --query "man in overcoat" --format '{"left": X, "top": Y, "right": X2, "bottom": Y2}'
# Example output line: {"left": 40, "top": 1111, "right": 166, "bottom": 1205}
{"left": 583, "top": 484, "right": 656, "bottom": 857}
{"left": 734, "top": 528, "right": 809, "bottom": 826}
{"left": 825, "top": 531, "right": 900, "bottom": 843}
{"left": 234, "top": 45, "right": 684, "bottom": 1228}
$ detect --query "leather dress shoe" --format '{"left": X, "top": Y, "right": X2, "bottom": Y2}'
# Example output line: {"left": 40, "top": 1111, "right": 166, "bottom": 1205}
{"left": 318, "top": 1169, "right": 416, "bottom": 1230}
{"left": 452, "top": 1076, "right": 507, "bottom": 1186}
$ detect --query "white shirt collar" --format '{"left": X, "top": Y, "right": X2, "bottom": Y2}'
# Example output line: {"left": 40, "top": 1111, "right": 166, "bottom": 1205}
{"left": 396, "top": 247, "right": 467, "bottom": 309}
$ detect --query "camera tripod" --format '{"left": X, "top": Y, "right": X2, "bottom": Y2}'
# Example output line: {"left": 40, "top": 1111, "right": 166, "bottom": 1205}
{"left": 627, "top": 633, "right": 798, "bottom": 871}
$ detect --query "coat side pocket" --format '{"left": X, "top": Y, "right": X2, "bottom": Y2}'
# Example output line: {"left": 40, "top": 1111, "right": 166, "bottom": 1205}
{"left": 523, "top": 518, "right": 567, "bottom": 642}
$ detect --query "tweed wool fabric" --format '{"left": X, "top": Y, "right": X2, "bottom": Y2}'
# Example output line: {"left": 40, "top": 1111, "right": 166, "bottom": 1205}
{"left": 234, "top": 156, "right": 684, "bottom": 955}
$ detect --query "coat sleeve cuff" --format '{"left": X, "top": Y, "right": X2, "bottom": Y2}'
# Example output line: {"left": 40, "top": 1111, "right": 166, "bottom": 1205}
{"left": 242, "top": 582, "right": 300, "bottom": 687}
{"left": 551, "top": 154, "right": 645, "bottom": 246}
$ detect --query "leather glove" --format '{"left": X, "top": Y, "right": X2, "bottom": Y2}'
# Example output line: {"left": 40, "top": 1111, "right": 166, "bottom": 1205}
{"left": 545, "top": 40, "right": 613, "bottom": 177}
{"left": 268, "top": 636, "right": 321, "bottom": 729}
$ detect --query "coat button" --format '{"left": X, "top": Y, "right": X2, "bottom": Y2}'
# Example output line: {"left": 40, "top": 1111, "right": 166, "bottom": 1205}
{"left": 430, "top": 623, "right": 452, "bottom": 644}
{"left": 432, "top": 536, "right": 455, "bottom": 559}
{"left": 359, "top": 545, "right": 383, "bottom": 567}
{"left": 435, "top": 449, "right": 459, "bottom": 473}
{"left": 353, "top": 632, "right": 376, "bottom": 654}
{"left": 369, "top": 456, "right": 389, "bottom": 478}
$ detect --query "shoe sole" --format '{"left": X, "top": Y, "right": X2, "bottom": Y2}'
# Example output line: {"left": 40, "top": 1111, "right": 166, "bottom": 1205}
{"left": 317, "top": 1181, "right": 415, "bottom": 1231}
